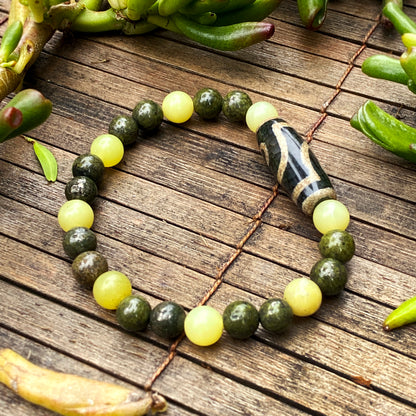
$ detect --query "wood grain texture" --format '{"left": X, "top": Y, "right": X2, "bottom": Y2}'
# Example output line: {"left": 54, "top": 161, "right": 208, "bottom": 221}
{"left": 1, "top": 0, "right": 416, "bottom": 415}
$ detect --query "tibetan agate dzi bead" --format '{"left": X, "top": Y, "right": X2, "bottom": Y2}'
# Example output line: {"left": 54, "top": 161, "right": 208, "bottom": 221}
{"left": 256, "top": 118, "right": 336, "bottom": 216}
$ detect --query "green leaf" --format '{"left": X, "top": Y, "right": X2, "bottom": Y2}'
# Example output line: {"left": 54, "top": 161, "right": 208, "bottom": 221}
{"left": 26, "top": 137, "right": 58, "bottom": 182}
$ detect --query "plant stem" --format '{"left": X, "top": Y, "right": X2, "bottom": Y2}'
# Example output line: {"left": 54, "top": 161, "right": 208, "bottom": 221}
{"left": 0, "top": 0, "right": 56, "bottom": 101}
{"left": 84, "top": 0, "right": 105, "bottom": 10}
{"left": 382, "top": 0, "right": 403, "bottom": 8}
{"left": 383, "top": 1, "right": 416, "bottom": 34}
{"left": 0, "top": 21, "right": 54, "bottom": 101}
{"left": 71, "top": 8, "right": 124, "bottom": 32}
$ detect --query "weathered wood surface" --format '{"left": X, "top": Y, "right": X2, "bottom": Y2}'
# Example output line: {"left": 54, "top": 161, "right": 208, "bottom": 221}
{"left": 1, "top": 0, "right": 416, "bottom": 415}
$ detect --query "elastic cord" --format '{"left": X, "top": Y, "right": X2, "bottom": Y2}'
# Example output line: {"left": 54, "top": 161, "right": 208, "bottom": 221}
{"left": 306, "top": 12, "right": 383, "bottom": 142}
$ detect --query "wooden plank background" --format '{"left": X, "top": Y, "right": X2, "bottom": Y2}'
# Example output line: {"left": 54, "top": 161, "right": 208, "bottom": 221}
{"left": 1, "top": 0, "right": 416, "bottom": 415}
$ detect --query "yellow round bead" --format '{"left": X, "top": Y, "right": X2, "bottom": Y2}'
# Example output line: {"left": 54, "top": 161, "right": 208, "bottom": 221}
{"left": 312, "top": 199, "right": 350, "bottom": 234}
{"left": 283, "top": 278, "right": 322, "bottom": 317}
{"left": 162, "top": 91, "right": 194, "bottom": 124}
{"left": 90, "top": 134, "right": 124, "bottom": 167}
{"left": 93, "top": 271, "right": 132, "bottom": 310}
{"left": 184, "top": 305, "right": 223, "bottom": 346}
{"left": 58, "top": 200, "right": 94, "bottom": 232}
{"left": 245, "top": 101, "right": 278, "bottom": 132}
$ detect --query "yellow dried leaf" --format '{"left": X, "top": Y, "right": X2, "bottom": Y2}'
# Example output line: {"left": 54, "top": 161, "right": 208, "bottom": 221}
{"left": 0, "top": 348, "right": 167, "bottom": 416}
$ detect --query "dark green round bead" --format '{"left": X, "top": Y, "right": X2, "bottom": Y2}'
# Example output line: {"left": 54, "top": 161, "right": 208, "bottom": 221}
{"left": 132, "top": 100, "right": 163, "bottom": 133}
{"left": 108, "top": 114, "right": 138, "bottom": 146}
{"left": 319, "top": 230, "right": 355, "bottom": 263}
{"left": 310, "top": 257, "right": 347, "bottom": 296}
{"left": 72, "top": 251, "right": 108, "bottom": 289}
{"left": 63, "top": 227, "right": 97, "bottom": 259}
{"left": 259, "top": 298, "right": 293, "bottom": 334}
{"left": 65, "top": 176, "right": 98, "bottom": 204}
{"left": 193, "top": 88, "right": 223, "bottom": 120}
{"left": 223, "top": 300, "right": 259, "bottom": 339}
{"left": 116, "top": 295, "right": 151, "bottom": 332}
{"left": 150, "top": 301, "right": 186, "bottom": 339}
{"left": 222, "top": 91, "right": 252, "bottom": 122}
{"left": 72, "top": 153, "right": 105, "bottom": 184}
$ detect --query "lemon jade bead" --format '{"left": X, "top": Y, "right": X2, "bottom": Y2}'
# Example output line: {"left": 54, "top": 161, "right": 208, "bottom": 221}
{"left": 313, "top": 199, "right": 350, "bottom": 234}
{"left": 246, "top": 101, "right": 279, "bottom": 132}
{"left": 283, "top": 277, "right": 322, "bottom": 317}
{"left": 184, "top": 305, "right": 223, "bottom": 346}
{"left": 162, "top": 91, "right": 194, "bottom": 124}
{"left": 90, "top": 134, "right": 124, "bottom": 167}
{"left": 58, "top": 200, "right": 94, "bottom": 232}
{"left": 93, "top": 270, "right": 132, "bottom": 309}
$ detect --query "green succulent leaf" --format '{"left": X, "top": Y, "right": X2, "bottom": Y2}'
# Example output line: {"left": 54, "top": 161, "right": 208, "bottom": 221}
{"left": 26, "top": 137, "right": 58, "bottom": 182}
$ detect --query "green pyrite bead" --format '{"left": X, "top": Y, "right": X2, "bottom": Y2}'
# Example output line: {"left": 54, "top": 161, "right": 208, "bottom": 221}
{"left": 256, "top": 118, "right": 336, "bottom": 215}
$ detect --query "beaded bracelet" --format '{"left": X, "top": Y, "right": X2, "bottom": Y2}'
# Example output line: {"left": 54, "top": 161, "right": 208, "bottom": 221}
{"left": 57, "top": 88, "right": 355, "bottom": 347}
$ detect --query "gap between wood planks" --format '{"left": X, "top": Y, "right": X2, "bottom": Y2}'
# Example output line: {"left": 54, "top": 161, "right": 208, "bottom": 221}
{"left": 143, "top": 13, "right": 383, "bottom": 392}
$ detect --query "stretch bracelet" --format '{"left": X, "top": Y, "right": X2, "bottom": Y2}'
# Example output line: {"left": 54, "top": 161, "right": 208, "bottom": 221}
{"left": 57, "top": 88, "right": 355, "bottom": 347}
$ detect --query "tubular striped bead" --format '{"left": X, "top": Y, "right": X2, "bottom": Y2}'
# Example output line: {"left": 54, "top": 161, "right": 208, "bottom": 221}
{"left": 256, "top": 118, "right": 336, "bottom": 215}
